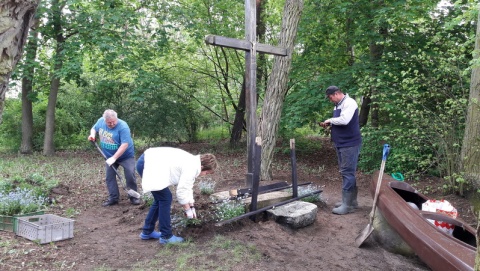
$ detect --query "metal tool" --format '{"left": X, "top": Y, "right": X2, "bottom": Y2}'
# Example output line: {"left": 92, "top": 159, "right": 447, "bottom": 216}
{"left": 355, "top": 143, "right": 390, "bottom": 247}
{"left": 91, "top": 141, "right": 141, "bottom": 199}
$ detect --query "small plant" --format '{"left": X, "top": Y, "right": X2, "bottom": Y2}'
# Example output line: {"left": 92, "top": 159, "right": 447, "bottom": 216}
{"left": 0, "top": 188, "right": 47, "bottom": 216}
{"left": 214, "top": 199, "right": 245, "bottom": 221}
{"left": 65, "top": 207, "right": 80, "bottom": 218}
{"left": 197, "top": 179, "right": 216, "bottom": 195}
{"left": 141, "top": 192, "right": 154, "bottom": 206}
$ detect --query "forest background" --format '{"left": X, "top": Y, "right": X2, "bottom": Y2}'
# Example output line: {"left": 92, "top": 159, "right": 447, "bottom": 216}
{"left": 0, "top": 0, "right": 479, "bottom": 197}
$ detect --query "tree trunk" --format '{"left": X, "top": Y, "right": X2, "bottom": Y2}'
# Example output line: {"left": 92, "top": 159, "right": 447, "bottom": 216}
{"left": 20, "top": 20, "right": 39, "bottom": 154}
{"left": 43, "top": 1, "right": 64, "bottom": 156}
{"left": 230, "top": 0, "right": 266, "bottom": 148}
{"left": 230, "top": 76, "right": 246, "bottom": 147}
{"left": 259, "top": 0, "right": 303, "bottom": 181}
{"left": 461, "top": 6, "right": 480, "bottom": 189}
{"left": 0, "top": 0, "right": 39, "bottom": 125}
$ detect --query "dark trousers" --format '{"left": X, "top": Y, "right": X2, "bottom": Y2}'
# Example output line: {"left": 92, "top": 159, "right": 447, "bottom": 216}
{"left": 136, "top": 154, "right": 173, "bottom": 239}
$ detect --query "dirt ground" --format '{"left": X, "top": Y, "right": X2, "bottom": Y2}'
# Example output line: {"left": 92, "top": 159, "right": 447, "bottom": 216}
{"left": 0, "top": 138, "right": 477, "bottom": 270}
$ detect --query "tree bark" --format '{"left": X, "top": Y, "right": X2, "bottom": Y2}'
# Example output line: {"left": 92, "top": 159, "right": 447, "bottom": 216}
{"left": 20, "top": 19, "right": 39, "bottom": 154}
{"left": 230, "top": 76, "right": 246, "bottom": 147}
{"left": 43, "top": 0, "right": 64, "bottom": 156}
{"left": 0, "top": 0, "right": 39, "bottom": 125}
{"left": 461, "top": 5, "right": 480, "bottom": 189}
{"left": 259, "top": 0, "right": 303, "bottom": 181}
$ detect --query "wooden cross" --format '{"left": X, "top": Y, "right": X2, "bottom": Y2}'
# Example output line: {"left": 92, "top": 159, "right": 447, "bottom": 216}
{"left": 205, "top": 0, "right": 287, "bottom": 187}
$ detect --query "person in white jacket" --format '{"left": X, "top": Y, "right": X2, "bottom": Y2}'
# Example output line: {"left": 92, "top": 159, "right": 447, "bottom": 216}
{"left": 136, "top": 147, "right": 218, "bottom": 244}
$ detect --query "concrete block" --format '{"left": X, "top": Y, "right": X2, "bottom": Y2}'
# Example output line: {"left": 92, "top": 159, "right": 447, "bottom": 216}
{"left": 267, "top": 201, "right": 318, "bottom": 229}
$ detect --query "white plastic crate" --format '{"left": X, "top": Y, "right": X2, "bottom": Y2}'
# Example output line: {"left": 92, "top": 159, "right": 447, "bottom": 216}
{"left": 16, "top": 214, "right": 74, "bottom": 244}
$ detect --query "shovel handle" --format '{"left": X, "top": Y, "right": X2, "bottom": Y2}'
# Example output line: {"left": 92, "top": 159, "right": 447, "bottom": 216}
{"left": 90, "top": 140, "right": 108, "bottom": 160}
{"left": 369, "top": 144, "right": 390, "bottom": 221}
{"left": 382, "top": 144, "right": 390, "bottom": 161}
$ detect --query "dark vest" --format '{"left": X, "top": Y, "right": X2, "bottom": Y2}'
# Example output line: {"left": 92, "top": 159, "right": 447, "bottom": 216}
{"left": 331, "top": 107, "right": 362, "bottom": 147}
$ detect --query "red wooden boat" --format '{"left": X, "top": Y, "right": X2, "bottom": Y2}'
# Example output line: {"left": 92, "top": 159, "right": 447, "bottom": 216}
{"left": 369, "top": 171, "right": 476, "bottom": 271}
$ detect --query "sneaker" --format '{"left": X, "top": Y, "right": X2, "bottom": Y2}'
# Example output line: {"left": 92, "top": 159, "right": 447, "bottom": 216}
{"left": 139, "top": 231, "right": 161, "bottom": 240}
{"left": 102, "top": 199, "right": 118, "bottom": 207}
{"left": 130, "top": 197, "right": 141, "bottom": 205}
{"left": 159, "top": 235, "right": 184, "bottom": 244}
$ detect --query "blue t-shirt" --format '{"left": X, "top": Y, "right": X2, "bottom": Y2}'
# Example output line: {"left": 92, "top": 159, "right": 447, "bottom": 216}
{"left": 93, "top": 117, "right": 134, "bottom": 161}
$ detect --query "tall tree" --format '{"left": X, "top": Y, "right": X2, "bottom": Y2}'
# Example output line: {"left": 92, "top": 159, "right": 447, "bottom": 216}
{"left": 20, "top": 19, "right": 40, "bottom": 154}
{"left": 0, "top": 0, "right": 39, "bottom": 125}
{"left": 461, "top": 4, "right": 480, "bottom": 188}
{"left": 42, "top": 0, "right": 64, "bottom": 155}
{"left": 259, "top": 0, "right": 303, "bottom": 181}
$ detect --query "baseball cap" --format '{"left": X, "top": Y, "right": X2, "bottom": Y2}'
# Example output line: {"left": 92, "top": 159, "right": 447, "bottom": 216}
{"left": 325, "top": 86, "right": 340, "bottom": 97}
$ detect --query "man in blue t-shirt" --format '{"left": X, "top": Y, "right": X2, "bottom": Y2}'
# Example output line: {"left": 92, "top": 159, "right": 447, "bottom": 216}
{"left": 319, "top": 86, "right": 362, "bottom": 215}
{"left": 88, "top": 109, "right": 140, "bottom": 206}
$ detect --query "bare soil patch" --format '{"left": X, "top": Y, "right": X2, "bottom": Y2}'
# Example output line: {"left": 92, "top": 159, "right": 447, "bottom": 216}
{"left": 0, "top": 139, "right": 476, "bottom": 270}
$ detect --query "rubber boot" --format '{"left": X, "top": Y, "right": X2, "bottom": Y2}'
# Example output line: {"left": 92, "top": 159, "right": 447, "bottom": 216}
{"left": 332, "top": 190, "right": 354, "bottom": 215}
{"left": 334, "top": 186, "right": 358, "bottom": 208}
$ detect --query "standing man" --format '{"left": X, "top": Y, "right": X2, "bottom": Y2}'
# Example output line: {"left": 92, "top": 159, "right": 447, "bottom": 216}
{"left": 319, "top": 86, "right": 362, "bottom": 215}
{"left": 136, "top": 147, "right": 218, "bottom": 244}
{"left": 88, "top": 109, "right": 140, "bottom": 206}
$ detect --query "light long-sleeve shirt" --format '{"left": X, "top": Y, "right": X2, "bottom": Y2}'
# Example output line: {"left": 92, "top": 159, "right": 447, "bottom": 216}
{"left": 141, "top": 147, "right": 201, "bottom": 205}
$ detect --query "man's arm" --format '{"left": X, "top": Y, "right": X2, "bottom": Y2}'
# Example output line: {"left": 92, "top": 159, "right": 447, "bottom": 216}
{"left": 328, "top": 99, "right": 357, "bottom": 125}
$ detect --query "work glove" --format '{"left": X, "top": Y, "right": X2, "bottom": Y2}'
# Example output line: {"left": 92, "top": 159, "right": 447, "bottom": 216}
{"left": 185, "top": 207, "right": 197, "bottom": 219}
{"left": 88, "top": 135, "right": 95, "bottom": 141}
{"left": 106, "top": 157, "right": 117, "bottom": 166}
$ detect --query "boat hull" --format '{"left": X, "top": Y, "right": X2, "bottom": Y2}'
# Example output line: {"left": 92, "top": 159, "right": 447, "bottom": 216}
{"left": 369, "top": 171, "right": 476, "bottom": 271}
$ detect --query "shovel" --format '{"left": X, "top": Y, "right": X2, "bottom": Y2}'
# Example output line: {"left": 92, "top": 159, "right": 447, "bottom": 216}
{"left": 91, "top": 141, "right": 141, "bottom": 199}
{"left": 354, "top": 143, "right": 390, "bottom": 247}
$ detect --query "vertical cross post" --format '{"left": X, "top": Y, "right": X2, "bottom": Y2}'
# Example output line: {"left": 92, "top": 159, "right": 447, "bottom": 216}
{"left": 245, "top": 0, "right": 257, "bottom": 187}
{"left": 205, "top": 0, "right": 287, "bottom": 188}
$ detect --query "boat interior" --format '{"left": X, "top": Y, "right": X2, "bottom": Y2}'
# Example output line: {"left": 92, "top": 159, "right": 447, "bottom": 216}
{"left": 389, "top": 181, "right": 477, "bottom": 248}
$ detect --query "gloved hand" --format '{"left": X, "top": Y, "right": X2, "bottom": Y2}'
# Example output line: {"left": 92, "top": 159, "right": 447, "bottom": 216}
{"left": 185, "top": 207, "right": 197, "bottom": 219}
{"left": 88, "top": 135, "right": 95, "bottom": 141}
{"left": 106, "top": 157, "right": 116, "bottom": 166}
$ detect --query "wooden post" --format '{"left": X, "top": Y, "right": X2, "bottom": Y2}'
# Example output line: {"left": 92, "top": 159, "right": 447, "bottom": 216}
{"left": 204, "top": 0, "right": 287, "bottom": 188}
{"left": 290, "top": 138, "right": 298, "bottom": 198}
{"left": 250, "top": 137, "right": 262, "bottom": 221}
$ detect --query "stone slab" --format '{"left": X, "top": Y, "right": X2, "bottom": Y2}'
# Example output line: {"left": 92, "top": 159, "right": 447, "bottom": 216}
{"left": 210, "top": 190, "right": 292, "bottom": 207}
{"left": 243, "top": 191, "right": 292, "bottom": 209}
{"left": 267, "top": 201, "right": 318, "bottom": 229}
{"left": 209, "top": 191, "right": 231, "bottom": 203}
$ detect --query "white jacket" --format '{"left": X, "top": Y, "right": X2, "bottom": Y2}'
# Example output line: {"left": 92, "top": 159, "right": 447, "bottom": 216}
{"left": 141, "top": 147, "right": 201, "bottom": 205}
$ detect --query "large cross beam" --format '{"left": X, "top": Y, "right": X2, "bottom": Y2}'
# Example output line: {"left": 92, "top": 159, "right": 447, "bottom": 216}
{"left": 205, "top": 0, "right": 287, "bottom": 187}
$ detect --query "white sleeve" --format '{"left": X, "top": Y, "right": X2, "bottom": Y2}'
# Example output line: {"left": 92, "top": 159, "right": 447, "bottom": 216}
{"left": 176, "top": 167, "right": 198, "bottom": 205}
{"left": 329, "top": 98, "right": 357, "bottom": 126}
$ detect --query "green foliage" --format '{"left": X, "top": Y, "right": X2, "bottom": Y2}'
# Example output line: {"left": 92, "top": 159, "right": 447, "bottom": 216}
{"left": 142, "top": 192, "right": 154, "bottom": 207}
{"left": 0, "top": 86, "right": 93, "bottom": 152}
{"left": 0, "top": 0, "right": 477, "bottom": 200}
{"left": 214, "top": 200, "right": 245, "bottom": 222}
{"left": 277, "top": 127, "right": 324, "bottom": 155}
{"left": 197, "top": 126, "right": 230, "bottom": 142}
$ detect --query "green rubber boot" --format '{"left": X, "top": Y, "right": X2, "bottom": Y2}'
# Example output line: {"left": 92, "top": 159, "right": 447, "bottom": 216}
{"left": 334, "top": 186, "right": 358, "bottom": 208}
{"left": 332, "top": 190, "right": 354, "bottom": 215}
